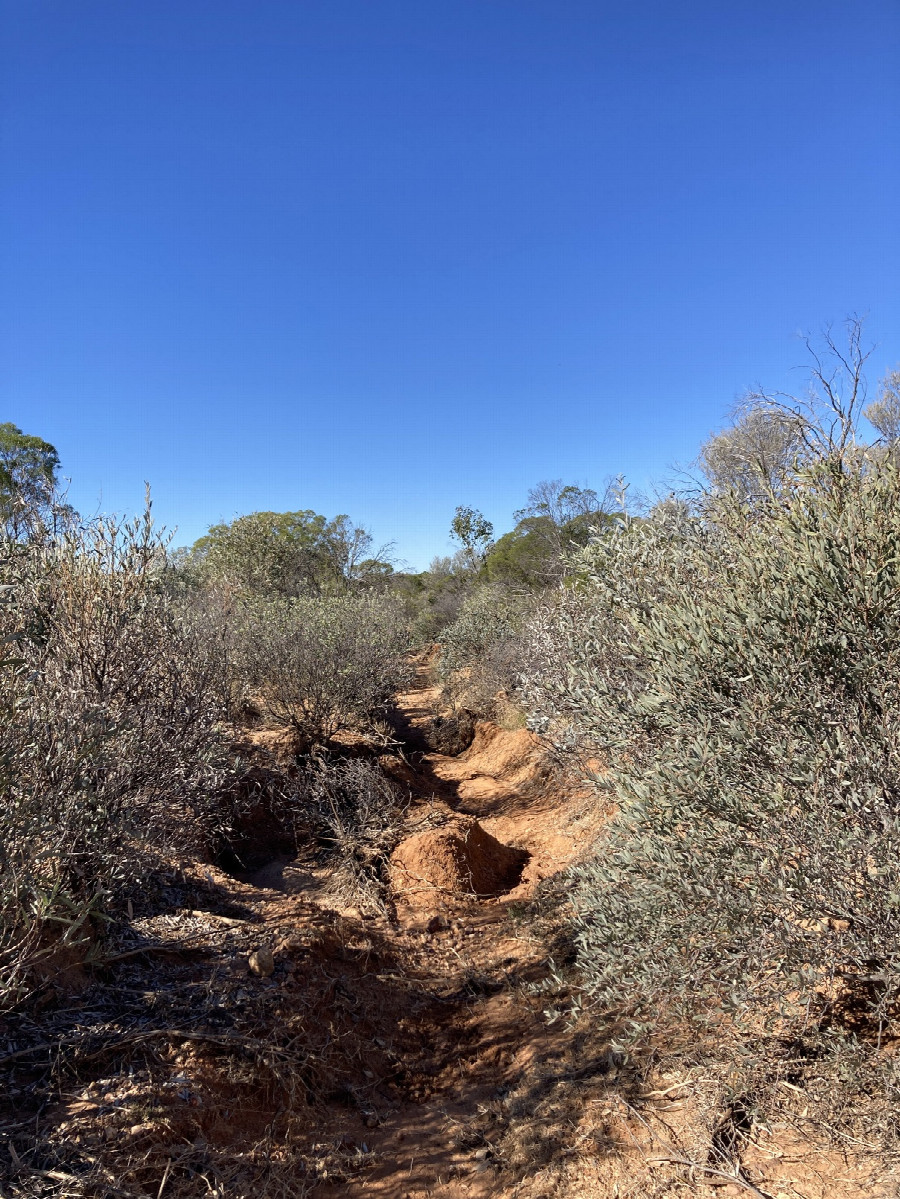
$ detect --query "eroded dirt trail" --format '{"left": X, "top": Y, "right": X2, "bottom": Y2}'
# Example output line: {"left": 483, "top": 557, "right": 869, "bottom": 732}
{"left": 6, "top": 667, "right": 887, "bottom": 1198}
{"left": 343, "top": 668, "right": 590, "bottom": 1198}
{"left": 3, "top": 663, "right": 599, "bottom": 1199}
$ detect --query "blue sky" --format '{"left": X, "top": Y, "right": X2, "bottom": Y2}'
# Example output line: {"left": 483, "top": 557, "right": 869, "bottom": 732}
{"left": 2, "top": 1, "right": 898, "bottom": 568}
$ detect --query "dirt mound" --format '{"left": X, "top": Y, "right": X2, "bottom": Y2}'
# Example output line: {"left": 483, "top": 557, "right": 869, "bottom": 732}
{"left": 461, "top": 721, "right": 542, "bottom": 778}
{"left": 390, "top": 816, "right": 528, "bottom": 905}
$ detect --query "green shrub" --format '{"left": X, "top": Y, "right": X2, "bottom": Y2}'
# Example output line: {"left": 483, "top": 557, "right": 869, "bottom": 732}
{"left": 524, "top": 466, "right": 900, "bottom": 1069}
{"left": 233, "top": 591, "right": 412, "bottom": 746}
{"left": 437, "top": 583, "right": 532, "bottom": 716}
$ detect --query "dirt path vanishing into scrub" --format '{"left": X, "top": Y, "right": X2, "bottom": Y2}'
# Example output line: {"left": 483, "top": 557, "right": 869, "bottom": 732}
{"left": 3, "top": 663, "right": 894, "bottom": 1198}
{"left": 346, "top": 666, "right": 593, "bottom": 1198}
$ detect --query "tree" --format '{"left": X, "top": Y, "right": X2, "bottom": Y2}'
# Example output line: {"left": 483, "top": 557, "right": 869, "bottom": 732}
{"left": 699, "top": 405, "right": 804, "bottom": 499}
{"left": 700, "top": 317, "right": 877, "bottom": 497}
{"left": 187, "top": 509, "right": 394, "bottom": 596}
{"left": 450, "top": 506, "right": 494, "bottom": 571}
{"left": 190, "top": 510, "right": 337, "bottom": 596}
{"left": 0, "top": 423, "right": 64, "bottom": 538}
{"left": 352, "top": 558, "right": 396, "bottom": 589}
{"left": 325, "top": 514, "right": 395, "bottom": 585}
{"left": 514, "top": 479, "right": 606, "bottom": 528}
{"left": 864, "top": 366, "right": 900, "bottom": 447}
{"left": 512, "top": 479, "right": 615, "bottom": 567}
{"left": 480, "top": 479, "right": 617, "bottom": 584}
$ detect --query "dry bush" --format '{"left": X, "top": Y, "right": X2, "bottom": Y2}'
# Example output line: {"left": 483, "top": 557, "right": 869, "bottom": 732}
{"left": 229, "top": 592, "right": 412, "bottom": 747}
{"left": 437, "top": 583, "right": 534, "bottom": 718}
{"left": 209, "top": 753, "right": 408, "bottom": 916}
{"left": 306, "top": 757, "right": 408, "bottom": 913}
{"left": 0, "top": 505, "right": 227, "bottom": 1007}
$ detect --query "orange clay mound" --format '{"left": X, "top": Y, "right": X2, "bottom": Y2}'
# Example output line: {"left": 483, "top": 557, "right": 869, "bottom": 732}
{"left": 390, "top": 816, "right": 529, "bottom": 906}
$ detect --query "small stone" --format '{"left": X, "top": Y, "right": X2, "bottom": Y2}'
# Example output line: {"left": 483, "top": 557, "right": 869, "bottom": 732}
{"left": 427, "top": 915, "right": 449, "bottom": 934}
{"left": 248, "top": 947, "right": 275, "bottom": 977}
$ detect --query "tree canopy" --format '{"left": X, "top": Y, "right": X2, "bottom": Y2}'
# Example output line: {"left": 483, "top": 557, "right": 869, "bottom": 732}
{"left": 484, "top": 480, "right": 616, "bottom": 583}
{"left": 188, "top": 509, "right": 390, "bottom": 596}
{"left": 449, "top": 506, "right": 494, "bottom": 571}
{"left": 0, "top": 422, "right": 63, "bottom": 538}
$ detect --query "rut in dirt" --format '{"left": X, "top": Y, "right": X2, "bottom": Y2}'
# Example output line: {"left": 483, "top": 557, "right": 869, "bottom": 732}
{"left": 0, "top": 668, "right": 613, "bottom": 1199}
{"left": 323, "top": 666, "right": 597, "bottom": 1197}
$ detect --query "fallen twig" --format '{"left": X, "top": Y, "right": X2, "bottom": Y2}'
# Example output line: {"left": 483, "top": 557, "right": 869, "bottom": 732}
{"left": 621, "top": 1098, "right": 775, "bottom": 1199}
{"left": 645, "top": 1154, "right": 775, "bottom": 1196}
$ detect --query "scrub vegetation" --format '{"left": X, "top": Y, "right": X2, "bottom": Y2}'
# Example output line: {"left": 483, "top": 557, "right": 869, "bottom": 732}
{"left": 4, "top": 321, "right": 900, "bottom": 1194}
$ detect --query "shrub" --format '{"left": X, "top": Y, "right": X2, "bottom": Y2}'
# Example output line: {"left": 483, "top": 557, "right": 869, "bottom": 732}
{"left": 0, "top": 506, "right": 227, "bottom": 1007}
{"left": 233, "top": 591, "right": 412, "bottom": 746}
{"left": 523, "top": 466, "right": 900, "bottom": 1089}
{"left": 393, "top": 556, "right": 471, "bottom": 647}
{"left": 307, "top": 757, "right": 407, "bottom": 913}
{"left": 437, "top": 583, "right": 532, "bottom": 717}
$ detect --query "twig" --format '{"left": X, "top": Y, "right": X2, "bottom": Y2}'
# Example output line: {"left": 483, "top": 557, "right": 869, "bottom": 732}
{"left": 645, "top": 1154, "right": 775, "bottom": 1196}
{"left": 156, "top": 1158, "right": 173, "bottom": 1199}
{"left": 102, "top": 938, "right": 213, "bottom": 963}
{"left": 622, "top": 1099, "right": 775, "bottom": 1199}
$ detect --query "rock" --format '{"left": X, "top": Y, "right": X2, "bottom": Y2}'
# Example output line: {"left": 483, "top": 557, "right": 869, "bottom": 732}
{"left": 426, "top": 914, "right": 449, "bottom": 934}
{"left": 248, "top": 947, "right": 275, "bottom": 977}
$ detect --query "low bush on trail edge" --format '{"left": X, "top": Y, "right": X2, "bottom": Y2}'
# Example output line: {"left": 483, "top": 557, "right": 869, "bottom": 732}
{"left": 522, "top": 462, "right": 900, "bottom": 1143}
{"left": 0, "top": 498, "right": 415, "bottom": 1008}
{"left": 0, "top": 505, "right": 227, "bottom": 1009}
{"left": 230, "top": 591, "right": 412, "bottom": 748}
{"left": 437, "top": 583, "right": 533, "bottom": 719}
{"left": 308, "top": 756, "right": 408, "bottom": 914}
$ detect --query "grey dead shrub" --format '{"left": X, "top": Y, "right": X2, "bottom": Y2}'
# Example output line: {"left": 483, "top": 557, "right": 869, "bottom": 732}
{"left": 231, "top": 591, "right": 412, "bottom": 747}
{"left": 522, "top": 465, "right": 900, "bottom": 1138}
{"left": 307, "top": 757, "right": 407, "bottom": 913}
{"left": 0, "top": 505, "right": 227, "bottom": 1007}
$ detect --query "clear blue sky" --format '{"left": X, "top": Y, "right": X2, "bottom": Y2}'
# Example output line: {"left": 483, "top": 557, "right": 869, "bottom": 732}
{"left": 2, "top": 1, "right": 898, "bottom": 568}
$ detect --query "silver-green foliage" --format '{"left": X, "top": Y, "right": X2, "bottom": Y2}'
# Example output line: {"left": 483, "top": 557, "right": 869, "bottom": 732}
{"left": 235, "top": 591, "right": 412, "bottom": 744}
{"left": 524, "top": 468, "right": 900, "bottom": 1046}
{"left": 438, "top": 583, "right": 531, "bottom": 714}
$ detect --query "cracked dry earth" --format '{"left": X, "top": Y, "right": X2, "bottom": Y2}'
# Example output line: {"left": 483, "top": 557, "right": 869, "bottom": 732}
{"left": 3, "top": 668, "right": 896, "bottom": 1198}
